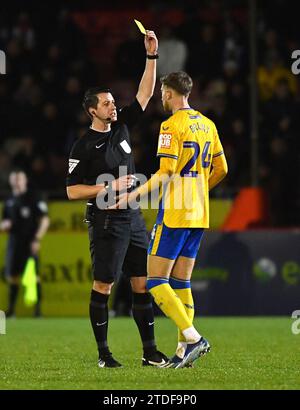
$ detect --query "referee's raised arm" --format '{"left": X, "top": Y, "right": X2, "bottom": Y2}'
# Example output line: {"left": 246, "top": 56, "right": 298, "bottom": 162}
{"left": 136, "top": 30, "right": 159, "bottom": 110}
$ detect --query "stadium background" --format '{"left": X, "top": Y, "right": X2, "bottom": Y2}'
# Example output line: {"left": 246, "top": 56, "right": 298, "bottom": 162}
{"left": 0, "top": 0, "right": 300, "bottom": 317}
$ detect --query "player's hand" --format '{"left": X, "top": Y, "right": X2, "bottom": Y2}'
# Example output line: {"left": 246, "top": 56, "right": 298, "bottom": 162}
{"left": 144, "top": 30, "right": 158, "bottom": 55}
{"left": 30, "top": 239, "right": 40, "bottom": 255}
{"left": 108, "top": 190, "right": 139, "bottom": 210}
{"left": 111, "top": 175, "right": 135, "bottom": 192}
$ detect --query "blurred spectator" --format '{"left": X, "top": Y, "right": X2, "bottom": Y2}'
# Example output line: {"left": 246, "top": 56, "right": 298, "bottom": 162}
{"left": 157, "top": 27, "right": 188, "bottom": 77}
{"left": 260, "top": 137, "right": 298, "bottom": 226}
{"left": 60, "top": 76, "right": 82, "bottom": 123}
{"left": 185, "top": 24, "right": 222, "bottom": 82}
{"left": 263, "top": 79, "right": 298, "bottom": 139}
{"left": 12, "top": 13, "right": 35, "bottom": 51}
{"left": 258, "top": 51, "right": 297, "bottom": 101}
{"left": 14, "top": 74, "right": 41, "bottom": 106}
{"left": 115, "top": 26, "right": 145, "bottom": 79}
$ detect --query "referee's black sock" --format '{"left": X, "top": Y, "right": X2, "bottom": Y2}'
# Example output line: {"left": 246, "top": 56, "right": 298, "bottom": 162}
{"left": 89, "top": 289, "right": 110, "bottom": 358}
{"left": 34, "top": 282, "right": 42, "bottom": 317}
{"left": 7, "top": 284, "right": 19, "bottom": 316}
{"left": 132, "top": 292, "right": 157, "bottom": 357}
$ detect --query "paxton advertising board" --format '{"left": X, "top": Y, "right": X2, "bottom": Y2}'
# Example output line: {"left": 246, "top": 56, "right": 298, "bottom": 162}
{"left": 1, "top": 230, "right": 299, "bottom": 316}
{"left": 1, "top": 201, "right": 299, "bottom": 316}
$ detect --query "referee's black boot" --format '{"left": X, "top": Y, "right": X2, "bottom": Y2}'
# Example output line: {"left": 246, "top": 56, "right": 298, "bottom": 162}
{"left": 142, "top": 350, "right": 169, "bottom": 367}
{"left": 98, "top": 353, "right": 123, "bottom": 368}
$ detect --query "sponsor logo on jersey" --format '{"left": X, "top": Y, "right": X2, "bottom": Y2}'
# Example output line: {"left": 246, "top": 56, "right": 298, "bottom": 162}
{"left": 159, "top": 133, "right": 172, "bottom": 149}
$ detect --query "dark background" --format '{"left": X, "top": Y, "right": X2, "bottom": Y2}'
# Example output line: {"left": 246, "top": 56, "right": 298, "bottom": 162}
{"left": 0, "top": 0, "right": 299, "bottom": 226}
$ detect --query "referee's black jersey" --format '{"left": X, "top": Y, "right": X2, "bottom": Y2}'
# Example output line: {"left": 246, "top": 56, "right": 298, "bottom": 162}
{"left": 2, "top": 191, "right": 48, "bottom": 239}
{"left": 66, "top": 99, "right": 144, "bottom": 214}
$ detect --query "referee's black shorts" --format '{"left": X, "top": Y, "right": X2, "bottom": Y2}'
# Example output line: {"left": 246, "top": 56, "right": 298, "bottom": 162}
{"left": 87, "top": 209, "right": 149, "bottom": 283}
{"left": 5, "top": 235, "right": 32, "bottom": 277}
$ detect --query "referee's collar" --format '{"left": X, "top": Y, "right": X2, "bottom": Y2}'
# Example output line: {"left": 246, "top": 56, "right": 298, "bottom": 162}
{"left": 89, "top": 126, "right": 111, "bottom": 134}
{"left": 89, "top": 127, "right": 111, "bottom": 137}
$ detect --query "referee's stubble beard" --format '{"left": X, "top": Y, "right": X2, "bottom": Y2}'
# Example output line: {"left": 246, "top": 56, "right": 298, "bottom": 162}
{"left": 92, "top": 105, "right": 117, "bottom": 125}
{"left": 90, "top": 93, "right": 118, "bottom": 128}
{"left": 93, "top": 112, "right": 116, "bottom": 124}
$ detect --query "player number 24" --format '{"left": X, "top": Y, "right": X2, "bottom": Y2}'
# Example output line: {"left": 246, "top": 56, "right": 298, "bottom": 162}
{"left": 180, "top": 141, "right": 211, "bottom": 177}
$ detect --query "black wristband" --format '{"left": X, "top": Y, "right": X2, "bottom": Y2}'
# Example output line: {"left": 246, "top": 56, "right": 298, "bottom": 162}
{"left": 147, "top": 54, "right": 159, "bottom": 59}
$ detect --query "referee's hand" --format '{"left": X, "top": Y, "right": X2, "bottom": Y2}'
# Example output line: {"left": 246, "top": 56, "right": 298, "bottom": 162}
{"left": 111, "top": 175, "right": 135, "bottom": 192}
{"left": 144, "top": 30, "right": 158, "bottom": 55}
{"left": 30, "top": 239, "right": 40, "bottom": 255}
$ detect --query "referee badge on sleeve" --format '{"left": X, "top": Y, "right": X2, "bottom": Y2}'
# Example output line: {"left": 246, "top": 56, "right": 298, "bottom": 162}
{"left": 69, "top": 159, "right": 80, "bottom": 174}
{"left": 120, "top": 140, "right": 131, "bottom": 154}
{"left": 37, "top": 201, "right": 48, "bottom": 213}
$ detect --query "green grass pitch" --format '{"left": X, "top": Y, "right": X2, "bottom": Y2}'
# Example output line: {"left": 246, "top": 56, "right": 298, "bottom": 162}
{"left": 1, "top": 317, "right": 299, "bottom": 390}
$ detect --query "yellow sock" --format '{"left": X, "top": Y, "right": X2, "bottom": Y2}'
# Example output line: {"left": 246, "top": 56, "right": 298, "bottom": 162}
{"left": 148, "top": 282, "right": 192, "bottom": 332}
{"left": 169, "top": 277, "right": 194, "bottom": 345}
{"left": 175, "top": 288, "right": 194, "bottom": 343}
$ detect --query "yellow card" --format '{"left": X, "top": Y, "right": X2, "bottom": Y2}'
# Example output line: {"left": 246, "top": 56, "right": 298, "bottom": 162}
{"left": 134, "top": 19, "right": 147, "bottom": 35}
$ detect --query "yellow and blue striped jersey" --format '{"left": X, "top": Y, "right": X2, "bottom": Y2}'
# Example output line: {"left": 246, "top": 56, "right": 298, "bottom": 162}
{"left": 156, "top": 108, "right": 224, "bottom": 228}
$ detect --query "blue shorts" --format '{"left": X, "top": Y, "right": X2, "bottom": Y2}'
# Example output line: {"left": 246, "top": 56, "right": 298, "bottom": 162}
{"left": 147, "top": 223, "right": 204, "bottom": 260}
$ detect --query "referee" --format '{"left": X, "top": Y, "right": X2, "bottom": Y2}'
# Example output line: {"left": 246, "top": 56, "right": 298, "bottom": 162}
{"left": 66, "top": 30, "right": 168, "bottom": 368}
{"left": 0, "top": 171, "right": 50, "bottom": 317}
